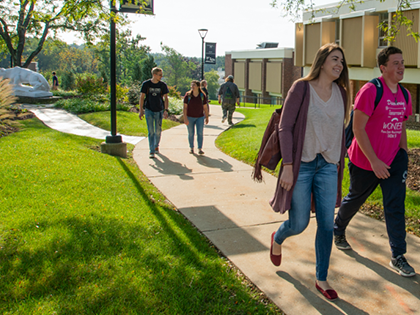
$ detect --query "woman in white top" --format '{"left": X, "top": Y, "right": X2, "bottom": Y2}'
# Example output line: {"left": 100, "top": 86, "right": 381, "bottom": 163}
{"left": 270, "top": 43, "right": 351, "bottom": 301}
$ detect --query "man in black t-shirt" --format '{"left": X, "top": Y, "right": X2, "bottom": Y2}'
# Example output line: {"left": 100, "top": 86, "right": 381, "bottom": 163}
{"left": 139, "top": 67, "right": 169, "bottom": 158}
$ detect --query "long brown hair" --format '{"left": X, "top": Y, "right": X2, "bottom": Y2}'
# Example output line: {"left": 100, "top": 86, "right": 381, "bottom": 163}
{"left": 299, "top": 43, "right": 351, "bottom": 126}
{"left": 187, "top": 80, "right": 205, "bottom": 96}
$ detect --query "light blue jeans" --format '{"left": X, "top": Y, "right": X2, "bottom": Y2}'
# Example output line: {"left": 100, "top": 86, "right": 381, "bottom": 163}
{"left": 274, "top": 154, "right": 337, "bottom": 281}
{"left": 145, "top": 109, "right": 163, "bottom": 154}
{"left": 186, "top": 116, "right": 205, "bottom": 149}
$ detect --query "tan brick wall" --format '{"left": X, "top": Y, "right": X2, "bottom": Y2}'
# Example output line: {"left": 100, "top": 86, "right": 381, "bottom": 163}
{"left": 224, "top": 52, "right": 304, "bottom": 104}
{"left": 282, "top": 55, "right": 301, "bottom": 100}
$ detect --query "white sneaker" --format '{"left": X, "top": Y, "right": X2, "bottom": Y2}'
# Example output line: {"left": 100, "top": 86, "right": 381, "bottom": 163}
{"left": 149, "top": 153, "right": 155, "bottom": 158}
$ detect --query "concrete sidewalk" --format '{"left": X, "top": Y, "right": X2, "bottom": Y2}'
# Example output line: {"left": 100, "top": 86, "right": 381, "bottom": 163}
{"left": 133, "top": 105, "right": 420, "bottom": 315}
{"left": 23, "top": 104, "right": 144, "bottom": 145}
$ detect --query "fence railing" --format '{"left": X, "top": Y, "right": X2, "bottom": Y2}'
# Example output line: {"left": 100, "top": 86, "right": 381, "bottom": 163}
{"left": 239, "top": 95, "right": 283, "bottom": 108}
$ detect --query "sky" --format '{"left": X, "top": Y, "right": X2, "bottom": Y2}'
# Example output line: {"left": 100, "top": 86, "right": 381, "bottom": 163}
{"left": 59, "top": 0, "right": 300, "bottom": 58}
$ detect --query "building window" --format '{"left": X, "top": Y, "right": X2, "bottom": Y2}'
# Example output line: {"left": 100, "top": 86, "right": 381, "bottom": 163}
{"left": 335, "top": 20, "right": 340, "bottom": 45}
{"left": 378, "top": 12, "right": 388, "bottom": 48}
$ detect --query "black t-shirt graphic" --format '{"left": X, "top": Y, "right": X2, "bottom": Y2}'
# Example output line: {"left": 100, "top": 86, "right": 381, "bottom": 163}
{"left": 141, "top": 80, "right": 169, "bottom": 112}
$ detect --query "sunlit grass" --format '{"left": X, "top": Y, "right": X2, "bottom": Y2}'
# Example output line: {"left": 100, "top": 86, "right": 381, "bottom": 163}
{"left": 0, "top": 118, "right": 281, "bottom": 314}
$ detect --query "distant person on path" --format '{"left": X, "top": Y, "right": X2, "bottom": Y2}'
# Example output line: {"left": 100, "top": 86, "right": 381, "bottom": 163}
{"left": 333, "top": 46, "right": 415, "bottom": 277}
{"left": 183, "top": 80, "right": 209, "bottom": 155}
{"left": 52, "top": 71, "right": 59, "bottom": 90}
{"left": 269, "top": 43, "right": 351, "bottom": 301}
{"left": 218, "top": 75, "right": 240, "bottom": 125}
{"left": 139, "top": 67, "right": 169, "bottom": 159}
{"left": 200, "top": 80, "right": 210, "bottom": 114}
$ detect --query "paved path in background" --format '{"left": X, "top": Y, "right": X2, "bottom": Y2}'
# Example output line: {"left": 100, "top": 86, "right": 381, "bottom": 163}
{"left": 133, "top": 104, "right": 420, "bottom": 315}
{"left": 23, "top": 104, "right": 144, "bottom": 145}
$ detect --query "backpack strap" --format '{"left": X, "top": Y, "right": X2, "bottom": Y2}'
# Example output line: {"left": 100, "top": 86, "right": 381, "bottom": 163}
{"left": 370, "top": 78, "right": 409, "bottom": 106}
{"left": 369, "top": 78, "right": 383, "bottom": 110}
{"left": 398, "top": 83, "right": 409, "bottom": 104}
{"left": 187, "top": 92, "right": 205, "bottom": 104}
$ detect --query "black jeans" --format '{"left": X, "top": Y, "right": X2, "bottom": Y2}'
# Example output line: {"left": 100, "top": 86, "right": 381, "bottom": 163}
{"left": 334, "top": 148, "right": 408, "bottom": 257}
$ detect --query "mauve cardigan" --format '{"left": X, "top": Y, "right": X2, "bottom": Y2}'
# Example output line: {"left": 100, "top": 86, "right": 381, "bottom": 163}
{"left": 269, "top": 80, "right": 347, "bottom": 214}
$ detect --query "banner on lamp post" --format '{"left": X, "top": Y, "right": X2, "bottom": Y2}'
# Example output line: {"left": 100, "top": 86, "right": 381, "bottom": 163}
{"left": 120, "top": 0, "right": 154, "bottom": 14}
{"left": 205, "top": 42, "right": 216, "bottom": 64}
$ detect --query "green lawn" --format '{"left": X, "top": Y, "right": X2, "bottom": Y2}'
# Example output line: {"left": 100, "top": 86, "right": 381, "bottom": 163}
{"left": 0, "top": 119, "right": 281, "bottom": 314}
{"left": 215, "top": 106, "right": 420, "bottom": 226}
{"left": 79, "top": 111, "right": 179, "bottom": 136}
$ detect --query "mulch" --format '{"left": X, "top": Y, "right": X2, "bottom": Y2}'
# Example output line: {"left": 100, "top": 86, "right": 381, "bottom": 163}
{"left": 407, "top": 148, "right": 420, "bottom": 192}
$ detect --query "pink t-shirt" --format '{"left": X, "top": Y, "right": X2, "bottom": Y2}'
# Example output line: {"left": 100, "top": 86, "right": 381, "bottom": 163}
{"left": 348, "top": 76, "right": 412, "bottom": 171}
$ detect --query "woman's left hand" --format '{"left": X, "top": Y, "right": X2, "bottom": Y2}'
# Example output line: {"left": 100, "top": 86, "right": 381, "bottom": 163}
{"left": 205, "top": 117, "right": 209, "bottom": 125}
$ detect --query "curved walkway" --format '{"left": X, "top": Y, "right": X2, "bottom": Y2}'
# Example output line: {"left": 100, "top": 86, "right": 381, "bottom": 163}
{"left": 133, "top": 105, "right": 420, "bottom": 315}
{"left": 23, "top": 104, "right": 144, "bottom": 145}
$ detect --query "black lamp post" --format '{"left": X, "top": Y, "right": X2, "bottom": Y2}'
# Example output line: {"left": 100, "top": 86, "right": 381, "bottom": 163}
{"left": 198, "top": 29, "right": 208, "bottom": 81}
{"left": 106, "top": 0, "right": 122, "bottom": 144}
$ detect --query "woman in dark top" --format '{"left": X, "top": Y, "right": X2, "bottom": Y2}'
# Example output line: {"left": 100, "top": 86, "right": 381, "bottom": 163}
{"left": 183, "top": 80, "right": 209, "bottom": 155}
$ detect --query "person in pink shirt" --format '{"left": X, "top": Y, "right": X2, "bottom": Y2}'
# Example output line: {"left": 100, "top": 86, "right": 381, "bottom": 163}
{"left": 334, "top": 46, "right": 415, "bottom": 277}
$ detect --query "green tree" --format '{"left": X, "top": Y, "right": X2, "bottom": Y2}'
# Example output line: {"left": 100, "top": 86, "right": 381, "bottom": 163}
{"left": 0, "top": 0, "right": 131, "bottom": 68}
{"left": 140, "top": 54, "right": 157, "bottom": 83}
{"left": 204, "top": 70, "right": 220, "bottom": 100}
{"left": 160, "top": 43, "right": 196, "bottom": 89}
{"left": 58, "top": 44, "right": 98, "bottom": 74}
{"left": 95, "top": 29, "right": 150, "bottom": 85}
{"left": 33, "top": 38, "right": 68, "bottom": 72}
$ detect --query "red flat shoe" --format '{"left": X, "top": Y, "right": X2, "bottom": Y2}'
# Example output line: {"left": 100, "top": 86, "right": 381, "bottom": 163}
{"left": 270, "top": 232, "right": 282, "bottom": 266}
{"left": 315, "top": 282, "right": 338, "bottom": 301}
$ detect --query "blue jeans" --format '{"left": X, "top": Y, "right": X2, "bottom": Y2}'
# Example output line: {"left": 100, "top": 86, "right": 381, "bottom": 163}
{"left": 145, "top": 109, "right": 163, "bottom": 154}
{"left": 274, "top": 154, "right": 337, "bottom": 281}
{"left": 334, "top": 148, "right": 408, "bottom": 257}
{"left": 186, "top": 116, "right": 205, "bottom": 149}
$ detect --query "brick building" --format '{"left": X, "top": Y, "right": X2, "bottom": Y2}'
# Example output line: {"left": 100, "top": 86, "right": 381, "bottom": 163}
{"left": 224, "top": 48, "right": 301, "bottom": 104}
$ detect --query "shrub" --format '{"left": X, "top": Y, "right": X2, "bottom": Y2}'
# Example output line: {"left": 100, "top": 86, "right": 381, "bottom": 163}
{"left": 61, "top": 71, "right": 76, "bottom": 91}
{"left": 54, "top": 97, "right": 130, "bottom": 114}
{"left": 0, "top": 77, "right": 19, "bottom": 136}
{"left": 168, "top": 85, "right": 182, "bottom": 99}
{"left": 168, "top": 97, "right": 183, "bottom": 115}
{"left": 76, "top": 74, "right": 107, "bottom": 95}
{"left": 128, "top": 82, "right": 142, "bottom": 105}
{"left": 116, "top": 84, "right": 129, "bottom": 104}
{"left": 0, "top": 78, "right": 17, "bottom": 109}
{"left": 52, "top": 89, "right": 79, "bottom": 97}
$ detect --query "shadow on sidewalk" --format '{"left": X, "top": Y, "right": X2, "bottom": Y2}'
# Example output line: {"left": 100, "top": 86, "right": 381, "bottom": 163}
{"left": 194, "top": 155, "right": 233, "bottom": 172}
{"left": 277, "top": 271, "right": 369, "bottom": 315}
{"left": 150, "top": 154, "right": 194, "bottom": 180}
{"left": 342, "top": 250, "right": 419, "bottom": 299}
{"left": 203, "top": 124, "right": 225, "bottom": 131}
